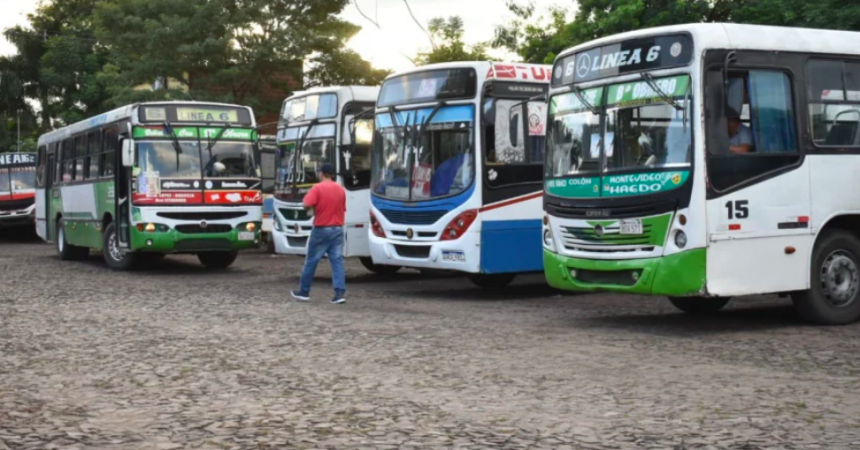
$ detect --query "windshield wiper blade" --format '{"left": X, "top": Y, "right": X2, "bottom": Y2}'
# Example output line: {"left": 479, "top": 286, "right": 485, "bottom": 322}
{"left": 571, "top": 87, "right": 599, "bottom": 115}
{"left": 291, "top": 120, "right": 318, "bottom": 193}
{"left": 162, "top": 121, "right": 184, "bottom": 170}
{"left": 641, "top": 73, "right": 683, "bottom": 111}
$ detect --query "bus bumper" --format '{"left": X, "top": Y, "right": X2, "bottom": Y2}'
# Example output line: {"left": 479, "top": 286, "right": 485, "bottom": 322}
{"left": 543, "top": 248, "right": 706, "bottom": 296}
{"left": 272, "top": 228, "right": 310, "bottom": 255}
{"left": 368, "top": 231, "right": 481, "bottom": 273}
{"left": 131, "top": 225, "right": 261, "bottom": 253}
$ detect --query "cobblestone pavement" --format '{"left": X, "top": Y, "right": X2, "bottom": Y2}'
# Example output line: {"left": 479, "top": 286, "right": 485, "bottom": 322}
{"left": 2, "top": 235, "right": 860, "bottom": 449}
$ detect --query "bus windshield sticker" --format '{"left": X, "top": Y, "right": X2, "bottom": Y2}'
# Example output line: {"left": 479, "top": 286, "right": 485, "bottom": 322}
{"left": 553, "top": 34, "right": 693, "bottom": 86}
{"left": 545, "top": 171, "right": 689, "bottom": 198}
{"left": 528, "top": 103, "right": 547, "bottom": 136}
{"left": 606, "top": 75, "right": 690, "bottom": 108}
{"left": 177, "top": 107, "right": 239, "bottom": 123}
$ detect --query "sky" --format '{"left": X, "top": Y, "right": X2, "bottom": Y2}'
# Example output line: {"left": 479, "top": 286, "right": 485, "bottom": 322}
{"left": 0, "top": 0, "right": 566, "bottom": 71}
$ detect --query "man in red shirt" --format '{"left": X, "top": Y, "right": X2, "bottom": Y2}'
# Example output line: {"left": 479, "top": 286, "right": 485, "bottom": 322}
{"left": 291, "top": 163, "right": 348, "bottom": 304}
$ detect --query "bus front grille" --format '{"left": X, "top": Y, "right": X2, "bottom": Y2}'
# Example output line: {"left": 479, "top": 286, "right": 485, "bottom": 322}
{"left": 0, "top": 199, "right": 34, "bottom": 212}
{"left": 176, "top": 224, "right": 233, "bottom": 234}
{"left": 279, "top": 208, "right": 311, "bottom": 221}
{"left": 393, "top": 245, "right": 431, "bottom": 259}
{"left": 287, "top": 236, "right": 308, "bottom": 248}
{"left": 378, "top": 209, "right": 447, "bottom": 225}
{"left": 157, "top": 211, "right": 247, "bottom": 221}
{"left": 574, "top": 269, "right": 642, "bottom": 286}
{"left": 560, "top": 225, "right": 655, "bottom": 253}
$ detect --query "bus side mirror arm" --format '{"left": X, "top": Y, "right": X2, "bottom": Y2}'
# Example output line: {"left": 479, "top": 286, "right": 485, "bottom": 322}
{"left": 121, "top": 139, "right": 135, "bottom": 167}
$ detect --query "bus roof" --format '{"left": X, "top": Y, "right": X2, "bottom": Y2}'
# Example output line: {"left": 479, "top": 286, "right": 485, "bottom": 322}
{"left": 385, "top": 61, "right": 553, "bottom": 85}
{"left": 37, "top": 101, "right": 254, "bottom": 146}
{"left": 556, "top": 23, "right": 860, "bottom": 60}
{"left": 284, "top": 86, "right": 380, "bottom": 104}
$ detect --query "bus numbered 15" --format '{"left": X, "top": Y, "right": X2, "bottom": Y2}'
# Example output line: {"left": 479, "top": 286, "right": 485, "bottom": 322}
{"left": 543, "top": 23, "right": 860, "bottom": 324}
{"left": 369, "top": 62, "right": 551, "bottom": 288}
{"left": 272, "top": 86, "right": 392, "bottom": 272}
{"left": 36, "top": 102, "right": 263, "bottom": 270}
{"left": 0, "top": 152, "right": 37, "bottom": 230}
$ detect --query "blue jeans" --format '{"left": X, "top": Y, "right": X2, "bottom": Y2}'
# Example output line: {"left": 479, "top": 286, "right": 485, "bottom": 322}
{"left": 298, "top": 227, "right": 345, "bottom": 295}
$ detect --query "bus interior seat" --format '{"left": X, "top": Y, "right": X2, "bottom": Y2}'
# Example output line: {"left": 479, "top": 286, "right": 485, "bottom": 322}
{"left": 825, "top": 122, "right": 859, "bottom": 146}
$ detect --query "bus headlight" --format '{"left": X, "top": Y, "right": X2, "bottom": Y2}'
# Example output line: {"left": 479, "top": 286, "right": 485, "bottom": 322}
{"left": 675, "top": 230, "right": 687, "bottom": 249}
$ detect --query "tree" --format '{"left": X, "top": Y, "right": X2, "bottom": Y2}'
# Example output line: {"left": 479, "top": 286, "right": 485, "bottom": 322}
{"left": 93, "top": 0, "right": 384, "bottom": 116}
{"left": 494, "top": 0, "right": 860, "bottom": 64}
{"left": 415, "top": 16, "right": 491, "bottom": 66}
{"left": 305, "top": 49, "right": 391, "bottom": 88}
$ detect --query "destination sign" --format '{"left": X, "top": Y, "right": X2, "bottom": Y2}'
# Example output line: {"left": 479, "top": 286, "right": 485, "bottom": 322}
{"left": 177, "top": 107, "right": 239, "bottom": 123}
{"left": 0, "top": 153, "right": 36, "bottom": 168}
{"left": 552, "top": 34, "right": 693, "bottom": 86}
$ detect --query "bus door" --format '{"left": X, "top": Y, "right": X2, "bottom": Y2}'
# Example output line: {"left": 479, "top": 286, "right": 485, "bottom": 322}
{"left": 45, "top": 149, "right": 56, "bottom": 241}
{"left": 704, "top": 56, "right": 811, "bottom": 296}
{"left": 115, "top": 133, "right": 131, "bottom": 248}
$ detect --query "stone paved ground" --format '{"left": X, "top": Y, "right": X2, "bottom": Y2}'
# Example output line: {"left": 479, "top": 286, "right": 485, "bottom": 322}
{"left": 2, "top": 233, "right": 860, "bottom": 449}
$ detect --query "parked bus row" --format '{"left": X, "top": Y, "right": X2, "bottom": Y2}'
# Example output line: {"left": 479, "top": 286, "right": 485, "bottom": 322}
{"left": 21, "top": 23, "right": 860, "bottom": 325}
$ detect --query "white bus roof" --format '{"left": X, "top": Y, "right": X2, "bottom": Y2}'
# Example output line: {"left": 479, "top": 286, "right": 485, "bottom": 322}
{"left": 284, "top": 86, "right": 380, "bottom": 104}
{"left": 37, "top": 101, "right": 255, "bottom": 146}
{"left": 557, "top": 23, "right": 860, "bottom": 60}
{"left": 385, "top": 61, "right": 553, "bottom": 85}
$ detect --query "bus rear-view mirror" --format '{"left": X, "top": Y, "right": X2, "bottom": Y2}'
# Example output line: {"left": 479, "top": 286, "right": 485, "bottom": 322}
{"left": 121, "top": 139, "right": 134, "bottom": 167}
{"left": 726, "top": 78, "right": 744, "bottom": 118}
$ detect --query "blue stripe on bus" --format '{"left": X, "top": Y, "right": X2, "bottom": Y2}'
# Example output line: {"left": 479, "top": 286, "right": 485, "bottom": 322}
{"left": 480, "top": 219, "right": 543, "bottom": 274}
{"left": 263, "top": 196, "right": 274, "bottom": 214}
{"left": 375, "top": 105, "right": 475, "bottom": 128}
{"left": 371, "top": 183, "right": 475, "bottom": 213}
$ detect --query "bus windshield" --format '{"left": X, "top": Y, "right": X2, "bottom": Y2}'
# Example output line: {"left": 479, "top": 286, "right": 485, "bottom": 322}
{"left": 372, "top": 105, "right": 475, "bottom": 201}
{"left": 203, "top": 142, "right": 256, "bottom": 178}
{"left": 10, "top": 167, "right": 36, "bottom": 192}
{"left": 276, "top": 123, "right": 336, "bottom": 189}
{"left": 137, "top": 141, "right": 201, "bottom": 178}
{"left": 548, "top": 74, "right": 692, "bottom": 177}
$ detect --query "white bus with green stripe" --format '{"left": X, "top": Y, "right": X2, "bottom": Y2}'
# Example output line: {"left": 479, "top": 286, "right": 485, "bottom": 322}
{"left": 35, "top": 102, "right": 263, "bottom": 270}
{"left": 543, "top": 24, "right": 860, "bottom": 324}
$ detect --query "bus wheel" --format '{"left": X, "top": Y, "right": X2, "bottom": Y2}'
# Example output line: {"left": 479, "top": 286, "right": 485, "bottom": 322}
{"left": 668, "top": 297, "right": 730, "bottom": 314}
{"left": 792, "top": 230, "right": 860, "bottom": 325}
{"left": 198, "top": 251, "right": 238, "bottom": 269}
{"left": 467, "top": 273, "right": 516, "bottom": 289}
{"left": 359, "top": 257, "right": 401, "bottom": 275}
{"left": 266, "top": 234, "right": 275, "bottom": 253}
{"left": 57, "top": 219, "right": 89, "bottom": 261}
{"left": 103, "top": 223, "right": 136, "bottom": 270}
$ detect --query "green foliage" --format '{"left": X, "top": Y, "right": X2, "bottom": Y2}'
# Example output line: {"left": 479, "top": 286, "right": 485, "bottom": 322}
{"left": 306, "top": 49, "right": 392, "bottom": 88}
{"left": 415, "top": 16, "right": 491, "bottom": 66}
{"left": 495, "top": 0, "right": 860, "bottom": 64}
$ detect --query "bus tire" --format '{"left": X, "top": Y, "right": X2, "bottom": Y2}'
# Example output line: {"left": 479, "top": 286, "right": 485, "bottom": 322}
{"left": 103, "top": 222, "right": 136, "bottom": 270}
{"left": 468, "top": 273, "right": 516, "bottom": 289}
{"left": 359, "top": 257, "right": 401, "bottom": 275}
{"left": 668, "top": 297, "right": 730, "bottom": 314}
{"left": 792, "top": 230, "right": 860, "bottom": 325}
{"left": 57, "top": 219, "right": 89, "bottom": 261}
{"left": 198, "top": 251, "right": 238, "bottom": 269}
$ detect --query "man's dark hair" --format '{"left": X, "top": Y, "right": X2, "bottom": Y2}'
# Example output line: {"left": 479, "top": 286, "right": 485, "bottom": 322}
{"left": 319, "top": 163, "right": 335, "bottom": 177}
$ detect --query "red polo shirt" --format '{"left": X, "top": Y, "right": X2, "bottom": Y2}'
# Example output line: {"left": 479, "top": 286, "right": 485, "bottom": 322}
{"left": 303, "top": 180, "right": 346, "bottom": 227}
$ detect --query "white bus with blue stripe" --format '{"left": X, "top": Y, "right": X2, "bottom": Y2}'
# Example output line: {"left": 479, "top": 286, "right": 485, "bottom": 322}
{"left": 368, "top": 62, "right": 551, "bottom": 287}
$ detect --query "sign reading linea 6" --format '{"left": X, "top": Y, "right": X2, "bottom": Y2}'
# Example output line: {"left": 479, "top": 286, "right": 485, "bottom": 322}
{"left": 553, "top": 34, "right": 693, "bottom": 86}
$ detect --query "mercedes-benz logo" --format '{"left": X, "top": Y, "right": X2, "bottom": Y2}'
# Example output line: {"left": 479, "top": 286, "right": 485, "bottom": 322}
{"left": 576, "top": 53, "right": 592, "bottom": 79}
{"left": 594, "top": 224, "right": 604, "bottom": 238}
{"left": 406, "top": 228, "right": 414, "bottom": 240}
{"left": 200, "top": 220, "right": 208, "bottom": 229}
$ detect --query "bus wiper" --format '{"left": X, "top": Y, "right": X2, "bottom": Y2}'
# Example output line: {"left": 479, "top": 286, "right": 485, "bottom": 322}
{"left": 291, "top": 120, "right": 318, "bottom": 194}
{"left": 162, "top": 121, "right": 184, "bottom": 170}
{"left": 203, "top": 123, "right": 232, "bottom": 176}
{"left": 571, "top": 87, "right": 600, "bottom": 115}
{"left": 416, "top": 101, "right": 446, "bottom": 145}
{"left": 641, "top": 73, "right": 682, "bottom": 111}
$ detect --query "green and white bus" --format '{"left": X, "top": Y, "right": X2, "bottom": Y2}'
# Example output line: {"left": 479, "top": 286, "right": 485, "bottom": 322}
{"left": 36, "top": 102, "right": 263, "bottom": 270}
{"left": 543, "top": 24, "right": 860, "bottom": 324}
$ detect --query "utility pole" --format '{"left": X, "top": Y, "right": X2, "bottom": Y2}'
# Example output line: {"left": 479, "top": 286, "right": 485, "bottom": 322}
{"left": 17, "top": 109, "right": 21, "bottom": 152}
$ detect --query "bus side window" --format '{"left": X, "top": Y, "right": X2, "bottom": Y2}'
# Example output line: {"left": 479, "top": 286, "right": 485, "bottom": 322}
{"left": 807, "top": 59, "right": 860, "bottom": 149}
{"left": 62, "top": 139, "right": 74, "bottom": 183}
{"left": 36, "top": 146, "right": 46, "bottom": 188}
{"left": 484, "top": 98, "right": 546, "bottom": 188}
{"left": 102, "top": 127, "right": 117, "bottom": 177}
{"left": 87, "top": 131, "right": 100, "bottom": 180}
{"left": 707, "top": 68, "right": 800, "bottom": 192}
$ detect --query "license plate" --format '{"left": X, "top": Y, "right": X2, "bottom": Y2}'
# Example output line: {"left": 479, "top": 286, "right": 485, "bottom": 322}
{"left": 238, "top": 231, "right": 255, "bottom": 241}
{"left": 442, "top": 250, "right": 466, "bottom": 263}
{"left": 619, "top": 219, "right": 643, "bottom": 235}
